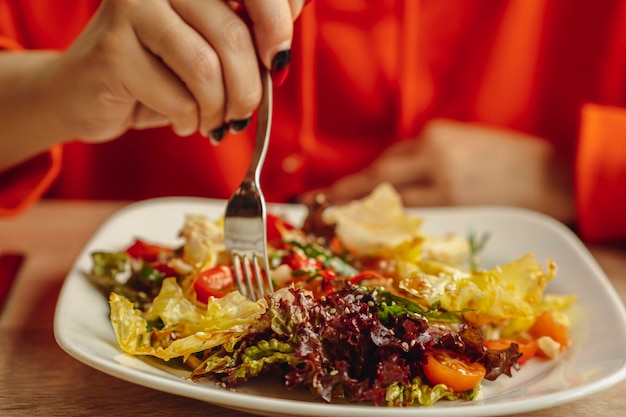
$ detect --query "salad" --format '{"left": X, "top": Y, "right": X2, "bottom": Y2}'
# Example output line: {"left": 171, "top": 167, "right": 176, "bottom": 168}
{"left": 87, "top": 183, "right": 576, "bottom": 407}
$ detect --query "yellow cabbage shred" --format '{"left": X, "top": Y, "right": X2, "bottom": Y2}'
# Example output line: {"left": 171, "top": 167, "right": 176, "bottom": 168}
{"left": 322, "top": 182, "right": 576, "bottom": 337}
{"left": 322, "top": 183, "right": 424, "bottom": 257}
{"left": 109, "top": 278, "right": 267, "bottom": 361}
{"left": 398, "top": 253, "right": 576, "bottom": 336}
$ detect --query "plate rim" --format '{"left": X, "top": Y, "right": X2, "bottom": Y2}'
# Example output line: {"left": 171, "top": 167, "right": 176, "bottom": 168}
{"left": 53, "top": 197, "right": 626, "bottom": 417}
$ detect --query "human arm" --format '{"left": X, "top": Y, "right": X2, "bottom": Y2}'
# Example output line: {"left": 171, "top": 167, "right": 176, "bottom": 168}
{"left": 0, "top": 51, "right": 66, "bottom": 172}
{"left": 302, "top": 119, "right": 576, "bottom": 225}
{"left": 0, "top": 0, "right": 307, "bottom": 172}
{"left": 302, "top": 112, "right": 626, "bottom": 243}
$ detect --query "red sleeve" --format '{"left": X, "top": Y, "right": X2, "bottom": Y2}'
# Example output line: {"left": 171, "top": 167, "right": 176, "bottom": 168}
{"left": 0, "top": 36, "right": 21, "bottom": 50}
{"left": 0, "top": 147, "right": 63, "bottom": 217}
{"left": 0, "top": 2, "right": 73, "bottom": 217}
{"left": 1, "top": 8, "right": 63, "bottom": 216}
{"left": 0, "top": 28, "right": 60, "bottom": 218}
{"left": 0, "top": 10, "right": 22, "bottom": 51}
{"left": 1, "top": 22, "right": 63, "bottom": 217}
{"left": 0, "top": 0, "right": 24, "bottom": 49}
{"left": 576, "top": 103, "right": 626, "bottom": 243}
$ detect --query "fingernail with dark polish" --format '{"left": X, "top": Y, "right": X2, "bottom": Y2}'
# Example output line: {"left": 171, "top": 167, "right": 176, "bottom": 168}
{"left": 229, "top": 117, "right": 252, "bottom": 133}
{"left": 208, "top": 124, "right": 228, "bottom": 144}
{"left": 271, "top": 49, "right": 291, "bottom": 86}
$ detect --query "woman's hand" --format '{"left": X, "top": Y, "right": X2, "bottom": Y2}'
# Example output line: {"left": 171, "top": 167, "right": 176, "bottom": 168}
{"left": 302, "top": 119, "right": 575, "bottom": 223}
{"left": 0, "top": 0, "right": 307, "bottom": 170}
{"left": 49, "top": 0, "right": 305, "bottom": 142}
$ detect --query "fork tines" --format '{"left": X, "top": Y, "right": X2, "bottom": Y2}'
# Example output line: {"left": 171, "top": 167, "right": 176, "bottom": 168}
{"left": 223, "top": 184, "right": 273, "bottom": 301}
{"left": 230, "top": 252, "right": 272, "bottom": 301}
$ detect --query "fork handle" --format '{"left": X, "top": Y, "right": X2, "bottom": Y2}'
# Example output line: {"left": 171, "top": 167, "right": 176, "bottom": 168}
{"left": 245, "top": 68, "right": 272, "bottom": 185}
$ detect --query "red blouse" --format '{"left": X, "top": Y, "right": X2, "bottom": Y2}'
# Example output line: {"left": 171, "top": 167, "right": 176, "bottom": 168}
{"left": 1, "top": 0, "right": 625, "bottom": 242}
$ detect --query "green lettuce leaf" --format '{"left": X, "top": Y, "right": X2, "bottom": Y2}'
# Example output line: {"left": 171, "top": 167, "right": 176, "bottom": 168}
{"left": 386, "top": 376, "right": 478, "bottom": 406}
{"left": 195, "top": 338, "right": 300, "bottom": 383}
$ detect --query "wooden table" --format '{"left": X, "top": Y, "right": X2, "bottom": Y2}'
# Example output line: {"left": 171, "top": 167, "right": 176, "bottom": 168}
{"left": 1, "top": 200, "right": 625, "bottom": 416}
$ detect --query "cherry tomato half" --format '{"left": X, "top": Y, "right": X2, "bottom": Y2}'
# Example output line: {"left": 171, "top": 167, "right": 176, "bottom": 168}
{"left": 485, "top": 338, "right": 538, "bottom": 365}
{"left": 423, "top": 350, "right": 486, "bottom": 392}
{"left": 194, "top": 265, "right": 235, "bottom": 302}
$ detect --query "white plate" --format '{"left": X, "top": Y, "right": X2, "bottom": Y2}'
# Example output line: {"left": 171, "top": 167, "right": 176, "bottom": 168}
{"left": 54, "top": 197, "right": 626, "bottom": 417}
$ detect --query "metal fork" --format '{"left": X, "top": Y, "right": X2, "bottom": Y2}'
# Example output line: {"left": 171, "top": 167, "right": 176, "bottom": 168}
{"left": 223, "top": 69, "right": 273, "bottom": 301}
